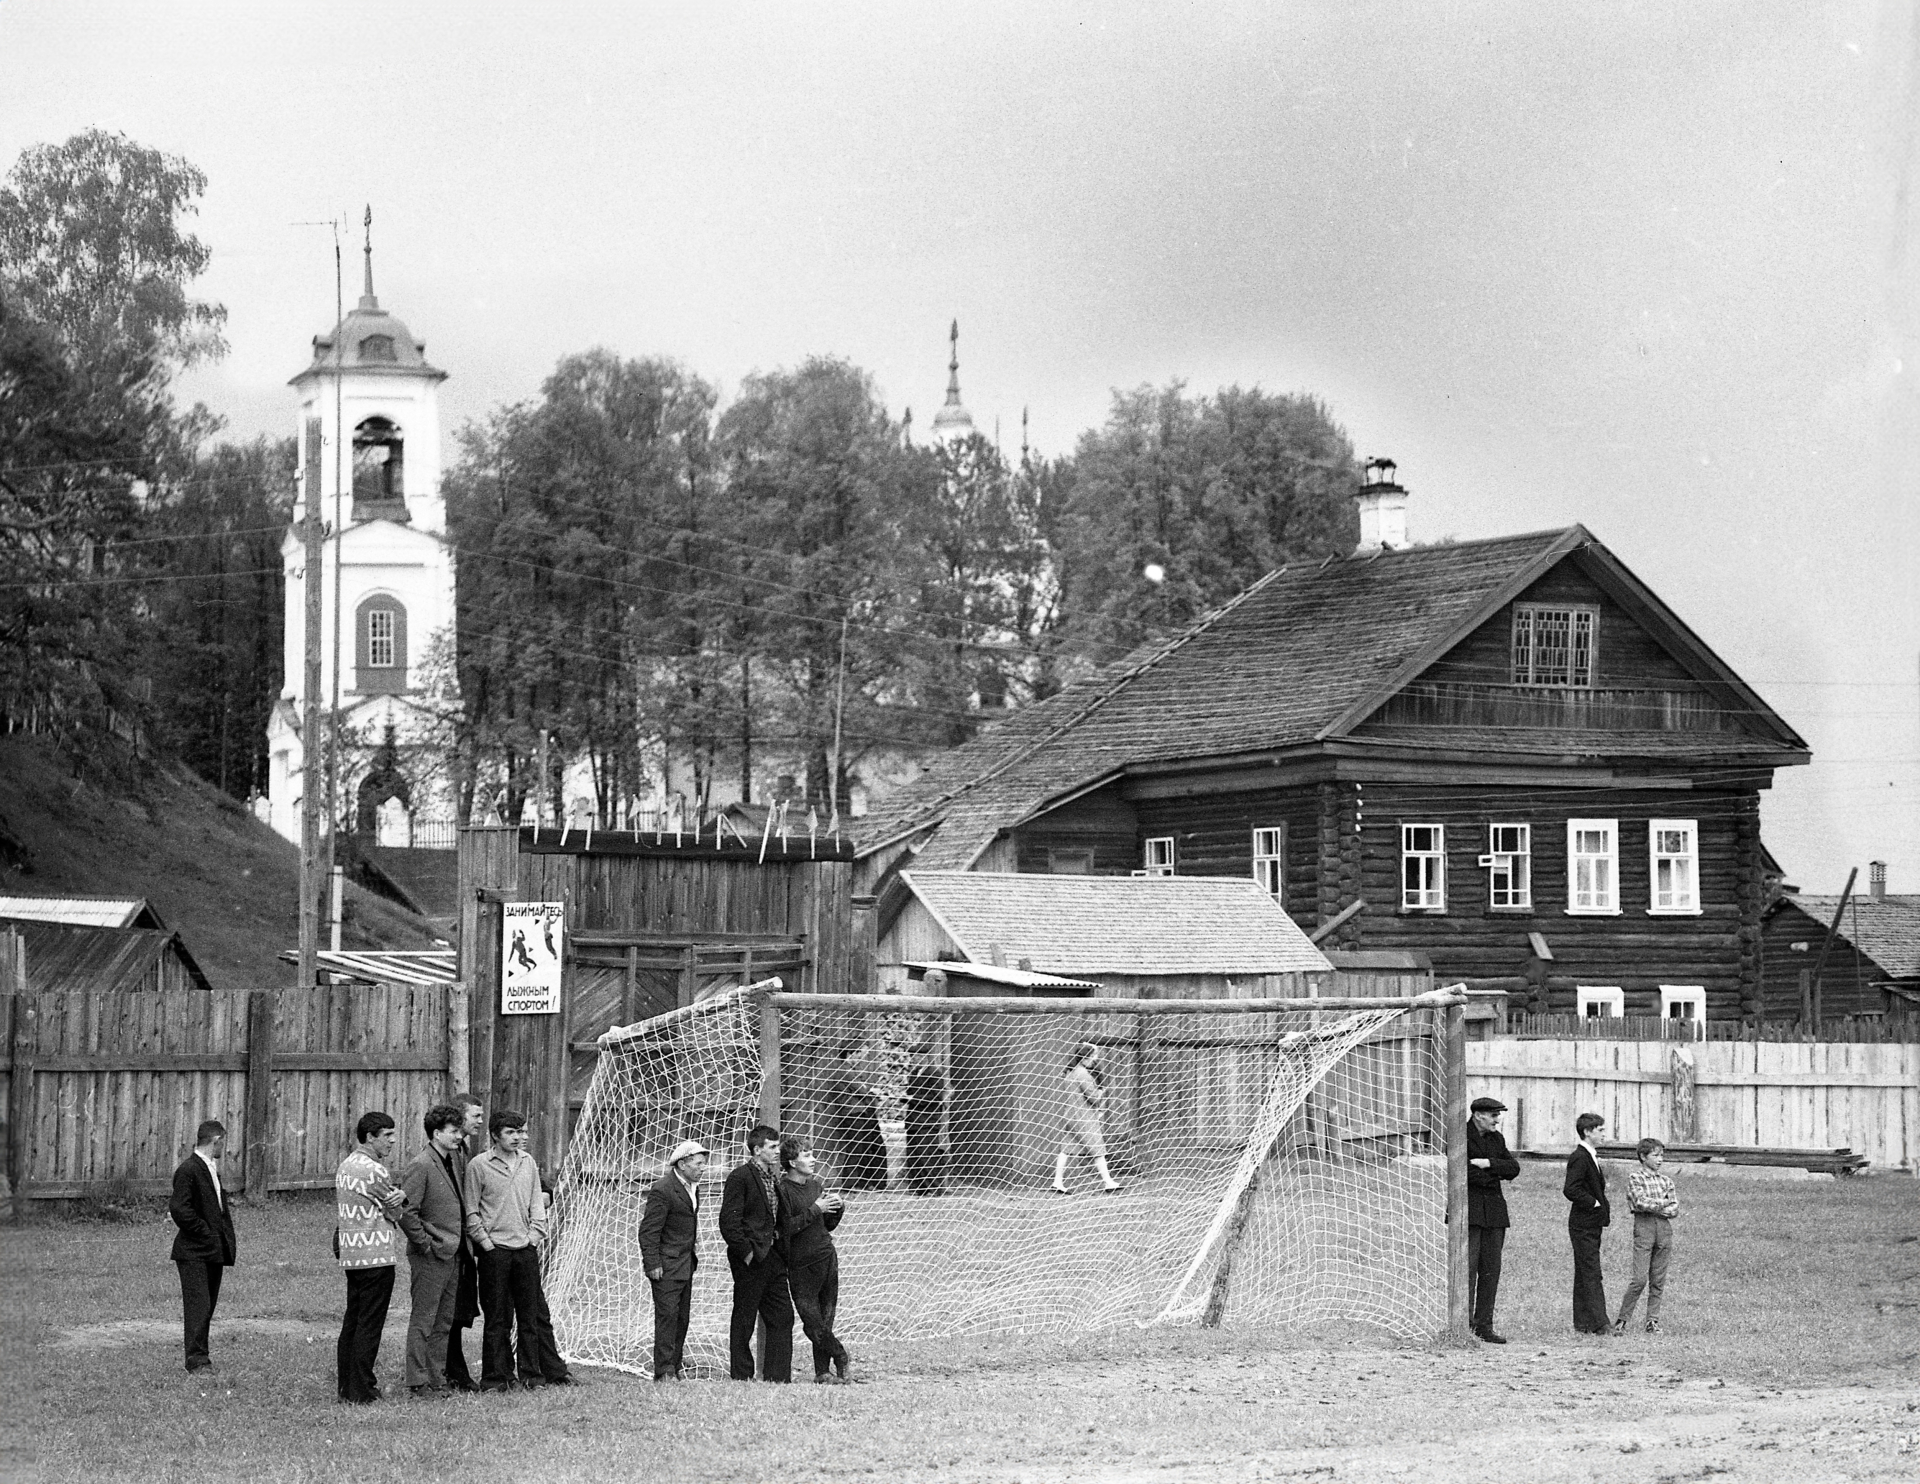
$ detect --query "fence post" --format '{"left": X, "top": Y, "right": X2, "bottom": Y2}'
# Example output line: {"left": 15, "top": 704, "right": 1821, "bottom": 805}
{"left": 7, "top": 990, "right": 34, "bottom": 1207}
{"left": 447, "top": 982, "right": 470, "bottom": 1095}
{"left": 245, "top": 990, "right": 274, "bottom": 1204}
{"left": 1444, "top": 1000, "right": 1469, "bottom": 1338}
{"left": 757, "top": 990, "right": 781, "bottom": 1129}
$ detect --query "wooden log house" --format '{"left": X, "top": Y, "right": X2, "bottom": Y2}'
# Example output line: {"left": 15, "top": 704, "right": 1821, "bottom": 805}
{"left": 857, "top": 474, "right": 1808, "bottom": 1024}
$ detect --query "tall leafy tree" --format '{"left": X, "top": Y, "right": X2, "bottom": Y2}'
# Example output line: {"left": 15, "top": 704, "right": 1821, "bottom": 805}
{"left": 1052, "top": 382, "right": 1360, "bottom": 664}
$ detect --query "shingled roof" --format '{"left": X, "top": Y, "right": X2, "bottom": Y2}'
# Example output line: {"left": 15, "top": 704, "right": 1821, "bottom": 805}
{"left": 900, "top": 870, "right": 1332, "bottom": 977}
{"left": 1776, "top": 896, "right": 1920, "bottom": 981}
{"left": 859, "top": 527, "right": 1805, "bottom": 871}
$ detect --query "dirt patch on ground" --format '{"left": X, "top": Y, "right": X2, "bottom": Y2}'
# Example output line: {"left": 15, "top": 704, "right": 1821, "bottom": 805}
{"left": 51, "top": 1318, "right": 327, "bottom": 1350}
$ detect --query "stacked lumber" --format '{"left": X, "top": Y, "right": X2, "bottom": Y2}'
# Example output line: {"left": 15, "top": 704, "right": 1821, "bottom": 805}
{"left": 1594, "top": 1141, "right": 1870, "bottom": 1176}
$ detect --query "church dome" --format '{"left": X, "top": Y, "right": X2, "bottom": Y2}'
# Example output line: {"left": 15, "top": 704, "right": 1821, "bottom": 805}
{"left": 290, "top": 227, "right": 446, "bottom": 385}
{"left": 930, "top": 318, "right": 975, "bottom": 444}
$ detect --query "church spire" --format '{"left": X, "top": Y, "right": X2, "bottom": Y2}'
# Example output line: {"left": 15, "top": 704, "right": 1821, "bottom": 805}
{"left": 359, "top": 204, "right": 377, "bottom": 309}
{"left": 930, "top": 318, "right": 976, "bottom": 444}
{"left": 944, "top": 318, "right": 962, "bottom": 406}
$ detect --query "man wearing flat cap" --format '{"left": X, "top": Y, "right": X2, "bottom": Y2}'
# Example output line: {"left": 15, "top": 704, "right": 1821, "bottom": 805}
{"left": 1466, "top": 1095, "right": 1521, "bottom": 1343}
{"left": 638, "top": 1139, "right": 709, "bottom": 1380}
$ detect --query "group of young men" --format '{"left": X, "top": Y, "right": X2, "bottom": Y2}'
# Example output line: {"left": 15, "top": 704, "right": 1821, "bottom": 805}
{"left": 167, "top": 1094, "right": 576, "bottom": 1399}
{"left": 1464, "top": 1095, "right": 1682, "bottom": 1343}
{"left": 636, "top": 1124, "right": 851, "bottom": 1384}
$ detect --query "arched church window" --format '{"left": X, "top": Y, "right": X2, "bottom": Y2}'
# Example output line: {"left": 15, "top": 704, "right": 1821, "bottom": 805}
{"left": 352, "top": 416, "right": 405, "bottom": 509}
{"left": 358, "top": 334, "right": 397, "bottom": 362}
{"left": 354, "top": 595, "right": 408, "bottom": 694}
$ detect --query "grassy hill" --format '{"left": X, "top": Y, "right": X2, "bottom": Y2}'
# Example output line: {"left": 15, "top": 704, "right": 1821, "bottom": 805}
{"left": 0, "top": 735, "right": 441, "bottom": 990}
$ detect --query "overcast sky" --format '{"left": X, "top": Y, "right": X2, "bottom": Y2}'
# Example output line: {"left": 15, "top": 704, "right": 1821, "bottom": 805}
{"left": 3, "top": 0, "right": 1915, "bottom": 892}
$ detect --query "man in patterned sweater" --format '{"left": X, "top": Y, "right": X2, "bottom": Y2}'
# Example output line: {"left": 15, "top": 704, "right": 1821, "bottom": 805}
{"left": 335, "top": 1111, "right": 427, "bottom": 1403}
{"left": 1612, "top": 1137, "right": 1681, "bottom": 1334}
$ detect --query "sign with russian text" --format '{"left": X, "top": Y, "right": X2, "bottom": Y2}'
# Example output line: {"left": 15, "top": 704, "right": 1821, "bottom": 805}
{"left": 501, "top": 902, "right": 565, "bottom": 1015}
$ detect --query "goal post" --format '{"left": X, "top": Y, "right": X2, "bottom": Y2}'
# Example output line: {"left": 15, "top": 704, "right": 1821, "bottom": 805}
{"left": 546, "top": 984, "right": 1470, "bottom": 1374}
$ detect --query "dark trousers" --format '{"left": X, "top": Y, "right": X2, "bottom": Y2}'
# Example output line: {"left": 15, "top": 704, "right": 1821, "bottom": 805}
{"left": 337, "top": 1265, "right": 396, "bottom": 1403}
{"left": 649, "top": 1276, "right": 693, "bottom": 1379}
{"left": 176, "top": 1259, "right": 224, "bottom": 1370}
{"left": 444, "top": 1247, "right": 478, "bottom": 1388}
{"left": 1569, "top": 1224, "right": 1609, "bottom": 1333}
{"left": 728, "top": 1252, "right": 794, "bottom": 1382}
{"left": 477, "top": 1245, "right": 569, "bottom": 1386}
{"left": 1466, "top": 1225, "right": 1505, "bottom": 1331}
{"left": 789, "top": 1254, "right": 848, "bottom": 1377}
{"left": 404, "top": 1253, "right": 459, "bottom": 1390}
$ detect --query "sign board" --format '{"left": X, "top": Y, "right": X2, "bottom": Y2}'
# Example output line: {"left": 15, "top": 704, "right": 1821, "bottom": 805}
{"left": 501, "top": 902, "right": 565, "bottom": 1015}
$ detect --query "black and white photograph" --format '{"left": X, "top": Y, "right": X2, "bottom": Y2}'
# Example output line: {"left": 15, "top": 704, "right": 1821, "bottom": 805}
{"left": 2, "top": 3, "right": 1916, "bottom": 1480}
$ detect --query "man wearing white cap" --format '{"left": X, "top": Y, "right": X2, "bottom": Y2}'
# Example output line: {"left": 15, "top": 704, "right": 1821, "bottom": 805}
{"left": 638, "top": 1139, "right": 708, "bottom": 1381}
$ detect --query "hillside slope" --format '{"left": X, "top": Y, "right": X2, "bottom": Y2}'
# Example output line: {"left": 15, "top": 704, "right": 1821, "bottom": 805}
{"left": 0, "top": 736, "right": 441, "bottom": 990}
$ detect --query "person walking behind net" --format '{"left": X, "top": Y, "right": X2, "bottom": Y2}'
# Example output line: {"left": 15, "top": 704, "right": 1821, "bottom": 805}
{"left": 779, "top": 1135, "right": 851, "bottom": 1383}
{"left": 1053, "top": 1042, "right": 1122, "bottom": 1194}
{"left": 1612, "top": 1137, "right": 1679, "bottom": 1335}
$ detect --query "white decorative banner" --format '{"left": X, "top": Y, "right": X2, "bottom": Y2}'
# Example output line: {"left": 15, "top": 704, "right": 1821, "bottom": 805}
{"left": 501, "top": 902, "right": 565, "bottom": 1015}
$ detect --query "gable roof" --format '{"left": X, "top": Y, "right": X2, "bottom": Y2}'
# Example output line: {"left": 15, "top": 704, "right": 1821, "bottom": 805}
{"left": 900, "top": 870, "right": 1333, "bottom": 976}
{"left": 0, "top": 919, "right": 214, "bottom": 993}
{"left": 0, "top": 896, "right": 165, "bottom": 931}
{"left": 1770, "top": 895, "right": 1920, "bottom": 981}
{"left": 859, "top": 527, "right": 1807, "bottom": 870}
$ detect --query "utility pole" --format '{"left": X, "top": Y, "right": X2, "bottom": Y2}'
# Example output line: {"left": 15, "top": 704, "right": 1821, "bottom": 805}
{"left": 297, "top": 418, "right": 325, "bottom": 988}
{"left": 323, "top": 216, "right": 346, "bottom": 946}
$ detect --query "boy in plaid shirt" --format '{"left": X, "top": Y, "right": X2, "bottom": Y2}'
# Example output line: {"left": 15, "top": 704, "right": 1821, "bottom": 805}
{"left": 1612, "top": 1136, "right": 1680, "bottom": 1333}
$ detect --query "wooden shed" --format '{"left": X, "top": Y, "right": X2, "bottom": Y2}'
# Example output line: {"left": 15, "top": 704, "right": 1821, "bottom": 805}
{"left": 0, "top": 897, "right": 213, "bottom": 994}
{"left": 1761, "top": 891, "right": 1920, "bottom": 1020}
{"left": 456, "top": 824, "right": 864, "bottom": 1169}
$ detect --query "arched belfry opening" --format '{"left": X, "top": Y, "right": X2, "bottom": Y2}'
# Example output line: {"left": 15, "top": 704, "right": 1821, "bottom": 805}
{"left": 352, "top": 415, "right": 407, "bottom": 517}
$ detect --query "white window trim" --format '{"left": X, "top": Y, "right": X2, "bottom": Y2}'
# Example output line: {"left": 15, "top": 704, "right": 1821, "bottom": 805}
{"left": 1576, "top": 985, "right": 1625, "bottom": 1018}
{"left": 1400, "top": 823, "right": 1446, "bottom": 912}
{"left": 1142, "top": 837, "right": 1175, "bottom": 878}
{"left": 1511, "top": 602, "right": 1599, "bottom": 688}
{"left": 1566, "top": 818, "right": 1620, "bottom": 916}
{"left": 1480, "top": 822, "right": 1532, "bottom": 911}
{"left": 1647, "top": 818, "right": 1702, "bottom": 916}
{"left": 1658, "top": 984, "right": 1707, "bottom": 1039}
{"left": 1251, "top": 826, "right": 1284, "bottom": 902}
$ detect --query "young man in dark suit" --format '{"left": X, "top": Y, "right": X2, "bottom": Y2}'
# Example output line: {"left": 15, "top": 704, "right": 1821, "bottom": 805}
{"left": 398, "top": 1104, "right": 469, "bottom": 1395}
{"left": 169, "top": 1119, "right": 238, "bottom": 1373}
{"left": 638, "top": 1139, "right": 707, "bottom": 1381}
{"left": 1465, "top": 1096, "right": 1521, "bottom": 1344}
{"left": 441, "top": 1092, "right": 484, "bottom": 1391}
{"left": 1563, "top": 1111, "right": 1612, "bottom": 1334}
{"left": 718, "top": 1124, "right": 794, "bottom": 1382}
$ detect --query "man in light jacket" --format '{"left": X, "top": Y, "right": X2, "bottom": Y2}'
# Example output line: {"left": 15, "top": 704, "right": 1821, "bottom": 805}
{"left": 398, "top": 1104, "right": 469, "bottom": 1396}
{"left": 462, "top": 1108, "right": 573, "bottom": 1390}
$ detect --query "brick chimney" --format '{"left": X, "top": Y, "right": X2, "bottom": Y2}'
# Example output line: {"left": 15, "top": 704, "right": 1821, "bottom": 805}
{"left": 1869, "top": 860, "right": 1887, "bottom": 900}
{"left": 1353, "top": 458, "right": 1409, "bottom": 553}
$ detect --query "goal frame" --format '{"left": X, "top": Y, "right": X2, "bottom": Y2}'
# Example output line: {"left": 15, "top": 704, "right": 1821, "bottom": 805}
{"left": 730, "top": 986, "right": 1472, "bottom": 1337}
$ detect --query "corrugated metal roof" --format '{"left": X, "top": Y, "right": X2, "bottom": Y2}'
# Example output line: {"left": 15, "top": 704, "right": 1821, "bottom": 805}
{"left": 904, "top": 960, "right": 1102, "bottom": 991}
{"left": 900, "top": 871, "right": 1333, "bottom": 977}
{"left": 0, "top": 919, "right": 212, "bottom": 993}
{"left": 0, "top": 896, "right": 156, "bottom": 930}
{"left": 274, "top": 948, "right": 458, "bottom": 985}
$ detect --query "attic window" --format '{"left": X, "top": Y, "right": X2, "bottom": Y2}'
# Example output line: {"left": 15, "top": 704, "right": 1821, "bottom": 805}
{"left": 359, "top": 334, "right": 397, "bottom": 362}
{"left": 1141, "top": 837, "right": 1175, "bottom": 877}
{"left": 1512, "top": 604, "right": 1596, "bottom": 687}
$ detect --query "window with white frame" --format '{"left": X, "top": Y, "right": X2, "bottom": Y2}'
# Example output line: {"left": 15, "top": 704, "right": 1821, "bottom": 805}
{"left": 1576, "top": 985, "right": 1625, "bottom": 1018}
{"left": 1659, "top": 984, "right": 1706, "bottom": 1037}
{"left": 1142, "top": 837, "right": 1175, "bottom": 877}
{"left": 1401, "top": 824, "right": 1445, "bottom": 911}
{"left": 1567, "top": 818, "right": 1618, "bottom": 914}
{"left": 1481, "top": 823, "right": 1532, "bottom": 910}
{"left": 1512, "top": 603, "right": 1597, "bottom": 687}
{"left": 367, "top": 608, "right": 396, "bottom": 668}
{"left": 1649, "top": 819, "right": 1700, "bottom": 914}
{"left": 1252, "top": 826, "right": 1285, "bottom": 902}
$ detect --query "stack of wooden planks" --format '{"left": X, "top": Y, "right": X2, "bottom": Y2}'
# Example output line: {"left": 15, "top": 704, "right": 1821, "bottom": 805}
{"left": 1594, "top": 1140, "right": 1870, "bottom": 1176}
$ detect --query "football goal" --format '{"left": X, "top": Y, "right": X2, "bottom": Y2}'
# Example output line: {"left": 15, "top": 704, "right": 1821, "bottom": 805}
{"left": 545, "top": 984, "right": 1468, "bottom": 1375}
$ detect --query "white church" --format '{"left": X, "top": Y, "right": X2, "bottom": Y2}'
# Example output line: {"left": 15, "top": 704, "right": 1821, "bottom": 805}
{"left": 264, "top": 239, "right": 457, "bottom": 847}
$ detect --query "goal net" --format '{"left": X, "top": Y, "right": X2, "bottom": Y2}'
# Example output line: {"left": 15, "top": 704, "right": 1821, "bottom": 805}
{"left": 545, "top": 989, "right": 1452, "bottom": 1374}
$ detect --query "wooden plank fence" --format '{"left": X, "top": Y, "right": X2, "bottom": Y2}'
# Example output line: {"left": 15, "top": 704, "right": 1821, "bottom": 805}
{"left": 1, "top": 983, "right": 469, "bottom": 1205}
{"left": 1467, "top": 1037, "right": 1920, "bottom": 1172}
{"left": 1508, "top": 1012, "right": 1920, "bottom": 1043}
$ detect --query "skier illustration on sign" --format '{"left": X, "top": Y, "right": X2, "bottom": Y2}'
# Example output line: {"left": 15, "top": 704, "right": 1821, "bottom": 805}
{"left": 508, "top": 928, "right": 538, "bottom": 976}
